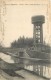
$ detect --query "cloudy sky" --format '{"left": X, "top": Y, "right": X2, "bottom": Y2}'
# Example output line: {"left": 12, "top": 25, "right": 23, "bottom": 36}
{"left": 1, "top": 0, "right": 51, "bottom": 47}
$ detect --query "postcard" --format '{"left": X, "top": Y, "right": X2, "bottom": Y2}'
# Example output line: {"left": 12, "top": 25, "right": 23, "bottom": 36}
{"left": 0, "top": 0, "right": 51, "bottom": 80}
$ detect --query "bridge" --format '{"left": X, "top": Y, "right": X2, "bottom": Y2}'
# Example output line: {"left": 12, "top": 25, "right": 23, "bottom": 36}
{"left": 0, "top": 44, "right": 51, "bottom": 80}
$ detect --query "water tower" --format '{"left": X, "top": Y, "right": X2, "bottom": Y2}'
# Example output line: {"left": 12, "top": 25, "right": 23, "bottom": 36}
{"left": 31, "top": 15, "right": 45, "bottom": 45}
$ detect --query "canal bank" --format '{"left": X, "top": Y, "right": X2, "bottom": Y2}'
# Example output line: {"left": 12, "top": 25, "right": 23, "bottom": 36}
{"left": 0, "top": 69, "right": 48, "bottom": 80}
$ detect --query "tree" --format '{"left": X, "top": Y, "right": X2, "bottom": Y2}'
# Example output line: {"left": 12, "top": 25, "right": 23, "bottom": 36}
{"left": 11, "top": 36, "right": 34, "bottom": 48}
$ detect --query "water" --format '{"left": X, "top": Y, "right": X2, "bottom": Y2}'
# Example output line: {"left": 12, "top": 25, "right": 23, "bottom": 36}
{"left": 0, "top": 52, "right": 14, "bottom": 63}
{"left": 0, "top": 53, "right": 51, "bottom": 80}
{"left": 24, "top": 64, "right": 51, "bottom": 79}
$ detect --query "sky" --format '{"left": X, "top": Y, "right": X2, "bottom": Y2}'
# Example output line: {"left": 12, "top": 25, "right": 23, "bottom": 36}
{"left": 0, "top": 0, "right": 51, "bottom": 47}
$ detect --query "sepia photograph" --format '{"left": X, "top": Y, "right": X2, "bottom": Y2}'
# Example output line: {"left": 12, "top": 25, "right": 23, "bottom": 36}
{"left": 0, "top": 0, "right": 51, "bottom": 80}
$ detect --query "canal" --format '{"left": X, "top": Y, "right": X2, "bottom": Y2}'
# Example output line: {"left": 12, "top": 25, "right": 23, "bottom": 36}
{"left": 0, "top": 52, "right": 51, "bottom": 80}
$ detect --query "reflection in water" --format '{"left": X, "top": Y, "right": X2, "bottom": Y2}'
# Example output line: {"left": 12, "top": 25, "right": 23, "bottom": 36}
{"left": 24, "top": 64, "right": 51, "bottom": 78}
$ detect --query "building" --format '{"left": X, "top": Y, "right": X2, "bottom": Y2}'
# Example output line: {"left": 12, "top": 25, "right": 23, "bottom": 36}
{"left": 31, "top": 15, "right": 45, "bottom": 45}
